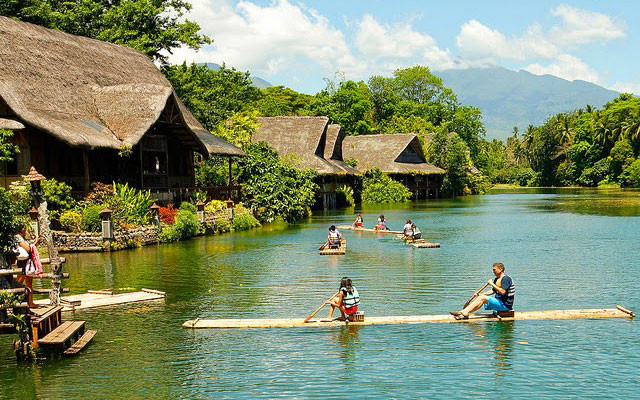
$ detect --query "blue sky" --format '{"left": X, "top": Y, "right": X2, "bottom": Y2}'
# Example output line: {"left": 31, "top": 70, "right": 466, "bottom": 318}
{"left": 168, "top": 1, "right": 640, "bottom": 94}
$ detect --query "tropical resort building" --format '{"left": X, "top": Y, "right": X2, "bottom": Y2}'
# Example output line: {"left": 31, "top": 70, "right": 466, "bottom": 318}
{"left": 342, "top": 134, "right": 445, "bottom": 199}
{"left": 253, "top": 116, "right": 358, "bottom": 208}
{"left": 0, "top": 16, "right": 243, "bottom": 201}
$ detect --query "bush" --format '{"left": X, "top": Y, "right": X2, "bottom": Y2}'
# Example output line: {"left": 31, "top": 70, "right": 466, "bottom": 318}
{"left": 106, "top": 183, "right": 154, "bottom": 227}
{"left": 232, "top": 205, "right": 261, "bottom": 231}
{"left": 555, "top": 161, "right": 576, "bottom": 186}
{"left": 7, "top": 180, "right": 31, "bottom": 215}
{"left": 82, "top": 204, "right": 103, "bottom": 232}
{"left": 179, "top": 202, "right": 197, "bottom": 213}
{"left": 205, "top": 200, "right": 227, "bottom": 214}
{"left": 215, "top": 216, "right": 232, "bottom": 233}
{"left": 84, "top": 182, "right": 113, "bottom": 205}
{"left": 620, "top": 158, "right": 640, "bottom": 187}
{"left": 336, "top": 185, "right": 355, "bottom": 207}
{"left": 578, "top": 158, "right": 610, "bottom": 186}
{"left": 60, "top": 210, "right": 82, "bottom": 232}
{"left": 160, "top": 209, "right": 200, "bottom": 242}
{"left": 0, "top": 188, "right": 19, "bottom": 255}
{"left": 159, "top": 204, "right": 178, "bottom": 225}
{"left": 42, "top": 178, "right": 74, "bottom": 211}
{"left": 361, "top": 168, "right": 412, "bottom": 203}
{"left": 467, "top": 174, "right": 492, "bottom": 194}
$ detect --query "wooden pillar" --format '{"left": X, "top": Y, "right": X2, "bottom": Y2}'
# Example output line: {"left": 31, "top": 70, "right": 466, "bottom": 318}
{"left": 82, "top": 149, "right": 90, "bottom": 193}
{"left": 228, "top": 157, "right": 232, "bottom": 187}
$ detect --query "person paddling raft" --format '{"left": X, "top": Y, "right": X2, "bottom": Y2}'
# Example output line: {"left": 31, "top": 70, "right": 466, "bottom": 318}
{"left": 402, "top": 219, "right": 413, "bottom": 240}
{"left": 327, "top": 277, "right": 360, "bottom": 321}
{"left": 353, "top": 213, "right": 364, "bottom": 228}
{"left": 450, "top": 263, "right": 515, "bottom": 320}
{"left": 375, "top": 214, "right": 389, "bottom": 230}
{"left": 327, "top": 225, "right": 342, "bottom": 248}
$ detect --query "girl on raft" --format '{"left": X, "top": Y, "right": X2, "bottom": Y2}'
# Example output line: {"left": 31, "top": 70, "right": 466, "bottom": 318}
{"left": 327, "top": 277, "right": 360, "bottom": 321}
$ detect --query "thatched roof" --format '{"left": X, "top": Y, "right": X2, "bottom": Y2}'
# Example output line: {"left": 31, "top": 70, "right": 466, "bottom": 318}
{"left": 342, "top": 134, "right": 444, "bottom": 175}
{"left": 0, "top": 117, "right": 24, "bottom": 130}
{"left": 195, "top": 130, "right": 245, "bottom": 157}
{"left": 253, "top": 116, "right": 350, "bottom": 175}
{"left": 0, "top": 16, "right": 241, "bottom": 156}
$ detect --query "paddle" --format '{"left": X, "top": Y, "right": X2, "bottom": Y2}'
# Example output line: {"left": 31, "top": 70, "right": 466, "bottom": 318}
{"left": 304, "top": 291, "right": 340, "bottom": 323}
{"left": 463, "top": 283, "right": 490, "bottom": 309}
{"left": 319, "top": 241, "right": 328, "bottom": 250}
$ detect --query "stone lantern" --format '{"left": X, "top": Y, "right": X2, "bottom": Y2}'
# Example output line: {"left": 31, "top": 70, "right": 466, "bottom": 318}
{"left": 28, "top": 207, "right": 39, "bottom": 236}
{"left": 25, "top": 166, "right": 45, "bottom": 207}
{"left": 100, "top": 207, "right": 113, "bottom": 239}
{"left": 226, "top": 198, "right": 234, "bottom": 220}
{"left": 150, "top": 203, "right": 161, "bottom": 228}
{"left": 196, "top": 201, "right": 205, "bottom": 223}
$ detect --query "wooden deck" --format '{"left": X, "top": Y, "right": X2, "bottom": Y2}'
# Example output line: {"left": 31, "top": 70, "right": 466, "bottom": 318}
{"left": 337, "top": 226, "right": 403, "bottom": 234}
{"left": 35, "top": 288, "right": 166, "bottom": 311}
{"left": 183, "top": 307, "right": 634, "bottom": 329}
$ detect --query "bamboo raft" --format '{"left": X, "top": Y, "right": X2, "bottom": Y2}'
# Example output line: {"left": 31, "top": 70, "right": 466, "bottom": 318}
{"left": 34, "top": 288, "right": 166, "bottom": 312}
{"left": 394, "top": 234, "right": 440, "bottom": 248}
{"left": 337, "top": 225, "right": 403, "bottom": 234}
{"left": 183, "top": 306, "right": 634, "bottom": 329}
{"left": 319, "top": 238, "right": 346, "bottom": 255}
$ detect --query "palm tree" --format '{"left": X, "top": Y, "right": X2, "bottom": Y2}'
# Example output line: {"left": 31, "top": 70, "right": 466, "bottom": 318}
{"left": 554, "top": 114, "right": 574, "bottom": 150}
{"left": 622, "top": 107, "right": 640, "bottom": 142}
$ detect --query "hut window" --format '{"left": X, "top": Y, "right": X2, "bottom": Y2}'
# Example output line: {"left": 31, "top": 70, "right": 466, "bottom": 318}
{"left": 141, "top": 134, "right": 168, "bottom": 189}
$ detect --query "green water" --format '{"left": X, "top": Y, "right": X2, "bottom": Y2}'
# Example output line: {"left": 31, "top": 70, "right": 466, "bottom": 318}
{"left": 1, "top": 188, "right": 639, "bottom": 399}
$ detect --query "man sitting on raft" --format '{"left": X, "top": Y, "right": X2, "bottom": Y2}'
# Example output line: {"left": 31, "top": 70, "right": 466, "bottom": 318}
{"left": 353, "top": 213, "right": 364, "bottom": 228}
{"left": 375, "top": 214, "right": 389, "bottom": 230}
{"left": 327, "top": 277, "right": 360, "bottom": 321}
{"left": 403, "top": 219, "right": 413, "bottom": 240}
{"left": 327, "top": 225, "right": 342, "bottom": 248}
{"left": 450, "top": 263, "right": 515, "bottom": 320}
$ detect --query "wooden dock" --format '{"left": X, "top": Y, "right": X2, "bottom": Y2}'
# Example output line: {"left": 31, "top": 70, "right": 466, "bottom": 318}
{"left": 183, "top": 306, "right": 634, "bottom": 329}
{"left": 337, "top": 226, "right": 403, "bottom": 234}
{"left": 35, "top": 288, "right": 166, "bottom": 312}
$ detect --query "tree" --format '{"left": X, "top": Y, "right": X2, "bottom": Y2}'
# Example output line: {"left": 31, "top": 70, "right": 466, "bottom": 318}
{"left": 254, "top": 86, "right": 313, "bottom": 117}
{"left": 308, "top": 80, "right": 373, "bottom": 135}
{"left": 0, "top": 188, "right": 19, "bottom": 256}
{"left": 0, "top": 130, "right": 19, "bottom": 163}
{"left": 163, "top": 63, "right": 262, "bottom": 131}
{"left": 361, "top": 168, "right": 411, "bottom": 203}
{"left": 0, "top": 0, "right": 210, "bottom": 64}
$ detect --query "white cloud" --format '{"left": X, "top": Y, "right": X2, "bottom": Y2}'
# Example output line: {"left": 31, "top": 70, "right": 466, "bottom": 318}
{"left": 166, "top": 0, "right": 358, "bottom": 76}
{"left": 610, "top": 82, "right": 640, "bottom": 94}
{"left": 550, "top": 4, "right": 626, "bottom": 46}
{"left": 523, "top": 54, "right": 600, "bottom": 83}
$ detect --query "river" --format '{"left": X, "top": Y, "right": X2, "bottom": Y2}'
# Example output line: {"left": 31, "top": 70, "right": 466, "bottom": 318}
{"left": 1, "top": 188, "right": 639, "bottom": 399}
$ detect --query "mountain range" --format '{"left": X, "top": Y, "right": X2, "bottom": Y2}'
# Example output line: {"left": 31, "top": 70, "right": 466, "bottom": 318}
{"left": 200, "top": 62, "right": 273, "bottom": 89}
{"left": 437, "top": 67, "right": 620, "bottom": 140}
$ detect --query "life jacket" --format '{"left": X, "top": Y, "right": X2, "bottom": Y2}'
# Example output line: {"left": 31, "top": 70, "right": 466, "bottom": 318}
{"left": 342, "top": 287, "right": 360, "bottom": 308}
{"left": 328, "top": 230, "right": 341, "bottom": 243}
{"left": 403, "top": 223, "right": 412, "bottom": 235}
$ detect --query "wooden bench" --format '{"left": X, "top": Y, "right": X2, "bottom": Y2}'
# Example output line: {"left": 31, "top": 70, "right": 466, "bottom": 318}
{"left": 63, "top": 330, "right": 96, "bottom": 356}
{"left": 38, "top": 320, "right": 85, "bottom": 347}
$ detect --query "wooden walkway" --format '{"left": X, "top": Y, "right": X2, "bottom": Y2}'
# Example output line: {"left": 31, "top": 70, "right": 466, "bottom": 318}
{"left": 183, "top": 306, "right": 634, "bottom": 329}
{"left": 35, "top": 288, "right": 166, "bottom": 311}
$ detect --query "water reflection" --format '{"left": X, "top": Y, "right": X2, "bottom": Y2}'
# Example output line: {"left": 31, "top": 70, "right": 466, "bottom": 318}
{"left": 331, "top": 325, "right": 362, "bottom": 367}
{"left": 466, "top": 322, "right": 515, "bottom": 376}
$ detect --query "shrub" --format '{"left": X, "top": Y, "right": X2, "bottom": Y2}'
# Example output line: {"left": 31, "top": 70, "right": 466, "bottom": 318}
{"left": 159, "top": 204, "right": 178, "bottom": 225}
{"left": 620, "top": 158, "right": 640, "bottom": 187}
{"left": 42, "top": 178, "right": 74, "bottom": 211}
{"left": 215, "top": 216, "right": 232, "bottom": 233}
{"left": 179, "top": 202, "right": 197, "bottom": 213}
{"left": 205, "top": 200, "right": 227, "bottom": 214}
{"left": 60, "top": 210, "right": 82, "bottom": 232}
{"left": 343, "top": 158, "right": 358, "bottom": 168}
{"left": 82, "top": 204, "right": 103, "bottom": 232}
{"left": 555, "top": 161, "right": 576, "bottom": 186}
{"left": 578, "top": 158, "right": 610, "bottom": 186}
{"left": 232, "top": 205, "right": 261, "bottom": 231}
{"left": 84, "top": 182, "right": 113, "bottom": 205}
{"left": 361, "top": 168, "right": 412, "bottom": 203}
{"left": 336, "top": 185, "right": 355, "bottom": 207}
{"left": 106, "top": 183, "right": 154, "bottom": 227}
{"left": 0, "top": 188, "right": 19, "bottom": 255}
{"left": 160, "top": 209, "right": 200, "bottom": 242}
{"left": 7, "top": 180, "right": 31, "bottom": 215}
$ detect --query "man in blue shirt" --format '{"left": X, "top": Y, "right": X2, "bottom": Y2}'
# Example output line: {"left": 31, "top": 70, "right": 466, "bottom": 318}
{"left": 450, "top": 263, "right": 515, "bottom": 320}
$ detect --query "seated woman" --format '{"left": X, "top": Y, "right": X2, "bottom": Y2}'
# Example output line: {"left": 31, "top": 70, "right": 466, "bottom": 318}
{"left": 327, "top": 225, "right": 342, "bottom": 248}
{"left": 327, "top": 277, "right": 360, "bottom": 321}
{"left": 375, "top": 214, "right": 388, "bottom": 230}
{"left": 411, "top": 223, "right": 422, "bottom": 240}
{"left": 353, "top": 213, "right": 364, "bottom": 228}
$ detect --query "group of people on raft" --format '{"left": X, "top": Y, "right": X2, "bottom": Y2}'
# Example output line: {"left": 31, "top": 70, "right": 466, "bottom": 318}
{"left": 321, "top": 263, "right": 515, "bottom": 322}
{"left": 351, "top": 214, "right": 422, "bottom": 241}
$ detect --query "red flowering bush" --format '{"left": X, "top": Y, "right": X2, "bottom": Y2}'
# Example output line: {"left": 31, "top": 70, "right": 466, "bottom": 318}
{"left": 159, "top": 204, "right": 178, "bottom": 225}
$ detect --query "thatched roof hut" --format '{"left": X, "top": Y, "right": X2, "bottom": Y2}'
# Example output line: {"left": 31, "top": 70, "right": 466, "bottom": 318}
{"left": 253, "top": 116, "right": 355, "bottom": 175}
{"left": 0, "top": 16, "right": 241, "bottom": 157}
{"left": 342, "top": 134, "right": 444, "bottom": 175}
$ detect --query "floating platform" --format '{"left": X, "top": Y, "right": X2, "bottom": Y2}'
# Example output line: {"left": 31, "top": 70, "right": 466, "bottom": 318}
{"left": 320, "top": 238, "right": 346, "bottom": 255}
{"left": 337, "top": 226, "right": 403, "bottom": 234}
{"left": 394, "top": 234, "right": 440, "bottom": 248}
{"left": 183, "top": 306, "right": 634, "bottom": 329}
{"left": 35, "top": 288, "right": 166, "bottom": 312}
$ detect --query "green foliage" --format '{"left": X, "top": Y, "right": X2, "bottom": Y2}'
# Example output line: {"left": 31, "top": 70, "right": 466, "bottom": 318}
{"left": 343, "top": 158, "right": 358, "bottom": 168}
{"left": 237, "top": 142, "right": 317, "bottom": 222}
{"left": 0, "top": 188, "right": 19, "bottom": 256}
{"left": 555, "top": 161, "right": 577, "bottom": 186}
{"left": 8, "top": 180, "right": 31, "bottom": 215}
{"left": 361, "top": 168, "right": 412, "bottom": 203}
{"left": 205, "top": 200, "right": 227, "bottom": 215}
{"left": 214, "top": 111, "right": 259, "bottom": 150}
{"left": 190, "top": 190, "right": 207, "bottom": 204}
{"left": 179, "top": 202, "right": 197, "bottom": 213}
{"left": 255, "top": 86, "right": 314, "bottom": 116}
{"left": 106, "top": 183, "right": 154, "bottom": 227}
{"left": 428, "top": 131, "right": 470, "bottom": 196}
{"left": 118, "top": 145, "right": 132, "bottom": 158}
{"left": 214, "top": 216, "right": 232, "bottom": 234}
{"left": 609, "top": 139, "right": 634, "bottom": 178}
{"left": 231, "top": 206, "right": 261, "bottom": 231}
{"left": 60, "top": 210, "right": 82, "bottom": 232}
{"left": 308, "top": 79, "right": 373, "bottom": 135}
{"left": 578, "top": 158, "right": 611, "bottom": 186}
{"left": 1, "top": 0, "right": 210, "bottom": 64}
{"left": 620, "top": 159, "right": 640, "bottom": 187}
{"left": 84, "top": 182, "right": 114, "bottom": 205}
{"left": 42, "top": 178, "right": 74, "bottom": 211}
{"left": 163, "top": 63, "right": 261, "bottom": 131}
{"left": 0, "top": 129, "right": 19, "bottom": 163}
{"left": 159, "top": 209, "right": 199, "bottom": 242}
{"left": 195, "top": 156, "right": 229, "bottom": 187}
{"left": 336, "top": 185, "right": 355, "bottom": 207}
{"left": 82, "top": 205, "right": 103, "bottom": 232}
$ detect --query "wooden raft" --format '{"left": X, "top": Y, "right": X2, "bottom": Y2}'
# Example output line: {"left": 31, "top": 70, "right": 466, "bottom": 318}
{"left": 320, "top": 238, "right": 346, "bottom": 255}
{"left": 337, "top": 226, "right": 403, "bottom": 234}
{"left": 394, "top": 234, "right": 440, "bottom": 248}
{"left": 183, "top": 307, "right": 634, "bottom": 329}
{"left": 34, "top": 288, "right": 166, "bottom": 312}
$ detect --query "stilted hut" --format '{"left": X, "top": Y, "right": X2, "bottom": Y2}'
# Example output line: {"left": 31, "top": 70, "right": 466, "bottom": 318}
{"left": 253, "top": 116, "right": 358, "bottom": 208}
{"left": 342, "top": 134, "right": 444, "bottom": 199}
{"left": 0, "top": 17, "right": 243, "bottom": 201}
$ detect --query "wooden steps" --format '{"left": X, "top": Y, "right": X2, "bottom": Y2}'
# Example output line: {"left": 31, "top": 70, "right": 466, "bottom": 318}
{"left": 183, "top": 307, "right": 635, "bottom": 329}
{"left": 63, "top": 330, "right": 96, "bottom": 356}
{"left": 38, "top": 320, "right": 85, "bottom": 346}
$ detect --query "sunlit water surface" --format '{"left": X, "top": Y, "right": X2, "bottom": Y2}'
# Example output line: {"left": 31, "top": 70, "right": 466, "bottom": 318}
{"left": 1, "top": 188, "right": 639, "bottom": 399}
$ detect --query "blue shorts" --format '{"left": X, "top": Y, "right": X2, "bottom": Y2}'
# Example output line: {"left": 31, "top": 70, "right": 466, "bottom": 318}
{"left": 484, "top": 296, "right": 510, "bottom": 312}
